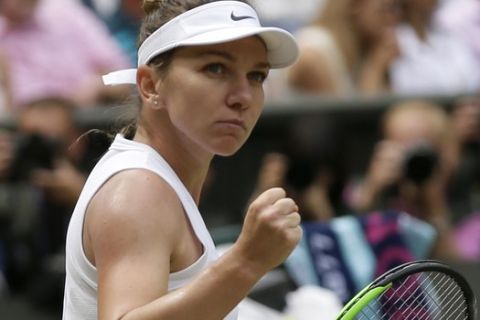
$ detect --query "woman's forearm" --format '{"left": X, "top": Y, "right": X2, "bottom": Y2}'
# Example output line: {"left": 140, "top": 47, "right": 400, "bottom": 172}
{"left": 120, "top": 248, "right": 264, "bottom": 320}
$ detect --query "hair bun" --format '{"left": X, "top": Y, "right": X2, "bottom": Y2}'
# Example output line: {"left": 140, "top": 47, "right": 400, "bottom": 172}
{"left": 142, "top": 0, "right": 162, "bottom": 15}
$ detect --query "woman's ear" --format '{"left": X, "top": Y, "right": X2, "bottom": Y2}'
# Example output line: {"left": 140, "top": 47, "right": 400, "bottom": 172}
{"left": 137, "top": 65, "right": 162, "bottom": 109}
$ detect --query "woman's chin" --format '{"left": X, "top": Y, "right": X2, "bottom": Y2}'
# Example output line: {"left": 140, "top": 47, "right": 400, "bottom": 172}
{"left": 214, "top": 146, "right": 242, "bottom": 157}
{"left": 212, "top": 142, "right": 245, "bottom": 157}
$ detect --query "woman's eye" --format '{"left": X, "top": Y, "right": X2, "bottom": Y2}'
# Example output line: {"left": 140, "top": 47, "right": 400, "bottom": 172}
{"left": 204, "top": 63, "right": 225, "bottom": 75}
{"left": 248, "top": 71, "right": 268, "bottom": 84}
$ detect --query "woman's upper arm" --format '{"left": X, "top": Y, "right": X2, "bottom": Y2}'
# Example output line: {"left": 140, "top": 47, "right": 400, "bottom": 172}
{"left": 85, "top": 169, "right": 182, "bottom": 320}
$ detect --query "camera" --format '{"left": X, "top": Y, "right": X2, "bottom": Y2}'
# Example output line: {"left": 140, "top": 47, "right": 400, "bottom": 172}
{"left": 7, "top": 133, "right": 60, "bottom": 182}
{"left": 402, "top": 142, "right": 439, "bottom": 185}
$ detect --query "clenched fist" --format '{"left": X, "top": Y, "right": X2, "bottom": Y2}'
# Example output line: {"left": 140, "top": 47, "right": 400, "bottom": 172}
{"left": 234, "top": 187, "right": 302, "bottom": 275}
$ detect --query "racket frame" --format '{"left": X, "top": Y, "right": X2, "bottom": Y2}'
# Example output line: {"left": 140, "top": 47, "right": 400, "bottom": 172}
{"left": 335, "top": 260, "right": 477, "bottom": 320}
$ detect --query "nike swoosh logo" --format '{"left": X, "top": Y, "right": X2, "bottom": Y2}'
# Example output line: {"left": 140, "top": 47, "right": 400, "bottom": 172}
{"left": 230, "top": 11, "right": 255, "bottom": 21}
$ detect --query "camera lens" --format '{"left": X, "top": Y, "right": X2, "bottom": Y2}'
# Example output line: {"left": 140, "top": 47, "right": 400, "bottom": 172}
{"left": 403, "top": 143, "right": 439, "bottom": 184}
{"left": 8, "top": 133, "right": 58, "bottom": 182}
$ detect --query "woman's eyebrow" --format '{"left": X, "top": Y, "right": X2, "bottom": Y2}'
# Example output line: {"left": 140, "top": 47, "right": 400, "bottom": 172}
{"left": 197, "top": 50, "right": 271, "bottom": 69}
{"left": 198, "top": 50, "right": 235, "bottom": 61}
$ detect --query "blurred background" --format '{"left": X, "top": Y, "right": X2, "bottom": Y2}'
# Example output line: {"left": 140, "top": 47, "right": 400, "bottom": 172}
{"left": 0, "top": 0, "right": 479, "bottom": 319}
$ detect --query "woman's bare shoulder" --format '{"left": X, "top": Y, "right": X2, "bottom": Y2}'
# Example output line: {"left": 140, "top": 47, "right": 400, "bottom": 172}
{"left": 86, "top": 168, "right": 184, "bottom": 252}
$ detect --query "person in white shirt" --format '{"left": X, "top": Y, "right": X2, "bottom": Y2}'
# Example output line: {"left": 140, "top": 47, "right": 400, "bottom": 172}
{"left": 436, "top": 0, "right": 480, "bottom": 62}
{"left": 390, "top": 0, "right": 480, "bottom": 95}
{"left": 62, "top": 1, "right": 302, "bottom": 319}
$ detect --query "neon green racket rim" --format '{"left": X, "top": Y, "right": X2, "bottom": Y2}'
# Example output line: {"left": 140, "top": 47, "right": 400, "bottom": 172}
{"left": 337, "top": 284, "right": 392, "bottom": 320}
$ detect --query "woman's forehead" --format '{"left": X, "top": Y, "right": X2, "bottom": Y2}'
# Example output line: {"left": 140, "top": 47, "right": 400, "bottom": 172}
{"left": 174, "top": 36, "right": 269, "bottom": 65}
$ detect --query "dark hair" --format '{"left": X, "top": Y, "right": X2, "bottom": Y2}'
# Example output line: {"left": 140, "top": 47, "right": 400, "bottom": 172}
{"left": 119, "top": 0, "right": 251, "bottom": 138}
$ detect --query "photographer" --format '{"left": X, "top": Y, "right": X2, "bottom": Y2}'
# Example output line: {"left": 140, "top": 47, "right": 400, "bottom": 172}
{"left": 0, "top": 97, "right": 108, "bottom": 311}
{"left": 248, "top": 117, "right": 347, "bottom": 222}
{"left": 345, "top": 100, "right": 459, "bottom": 259}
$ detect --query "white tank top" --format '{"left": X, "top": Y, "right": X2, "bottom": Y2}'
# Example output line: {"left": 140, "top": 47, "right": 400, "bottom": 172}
{"left": 63, "top": 134, "right": 238, "bottom": 320}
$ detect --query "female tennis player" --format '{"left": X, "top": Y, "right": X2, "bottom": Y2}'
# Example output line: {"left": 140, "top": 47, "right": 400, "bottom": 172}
{"left": 62, "top": 1, "right": 301, "bottom": 319}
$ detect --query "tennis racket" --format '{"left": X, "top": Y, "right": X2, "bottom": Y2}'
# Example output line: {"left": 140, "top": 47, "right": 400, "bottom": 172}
{"left": 335, "top": 260, "right": 477, "bottom": 320}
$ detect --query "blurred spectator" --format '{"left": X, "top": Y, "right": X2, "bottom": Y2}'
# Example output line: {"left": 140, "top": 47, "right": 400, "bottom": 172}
{"left": 344, "top": 100, "right": 458, "bottom": 259}
{"left": 436, "top": 0, "right": 480, "bottom": 64}
{"left": 106, "top": 0, "right": 143, "bottom": 66}
{"left": 249, "top": 117, "right": 347, "bottom": 222}
{"left": 448, "top": 93, "right": 480, "bottom": 257}
{"left": 447, "top": 97, "right": 480, "bottom": 223}
{"left": 80, "top": 0, "right": 143, "bottom": 66}
{"left": 79, "top": 0, "right": 120, "bottom": 19}
{"left": 0, "top": 52, "right": 11, "bottom": 117}
{"left": 0, "top": 97, "right": 109, "bottom": 311}
{"left": 284, "top": 210, "right": 438, "bottom": 303}
{"left": 251, "top": 0, "right": 326, "bottom": 33}
{"left": 0, "top": 0, "right": 131, "bottom": 110}
{"left": 390, "top": 0, "right": 480, "bottom": 95}
{"left": 281, "top": 0, "right": 401, "bottom": 97}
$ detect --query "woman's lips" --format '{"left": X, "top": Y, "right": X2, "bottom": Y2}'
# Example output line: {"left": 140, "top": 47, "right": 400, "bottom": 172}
{"left": 216, "top": 119, "right": 247, "bottom": 131}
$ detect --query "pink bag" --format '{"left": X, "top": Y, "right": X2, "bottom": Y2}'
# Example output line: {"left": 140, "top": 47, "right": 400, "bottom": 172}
{"left": 455, "top": 213, "right": 480, "bottom": 260}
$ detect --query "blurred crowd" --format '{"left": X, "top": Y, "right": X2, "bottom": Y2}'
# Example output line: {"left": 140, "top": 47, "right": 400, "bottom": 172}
{"left": 0, "top": 0, "right": 479, "bottom": 316}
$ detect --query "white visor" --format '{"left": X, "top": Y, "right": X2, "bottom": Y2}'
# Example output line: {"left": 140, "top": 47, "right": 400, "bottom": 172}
{"left": 102, "top": 1, "right": 299, "bottom": 85}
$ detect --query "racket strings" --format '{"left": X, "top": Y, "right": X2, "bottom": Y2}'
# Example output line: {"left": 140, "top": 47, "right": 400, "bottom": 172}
{"left": 400, "top": 273, "right": 463, "bottom": 319}
{"left": 413, "top": 272, "right": 467, "bottom": 320}
{"left": 406, "top": 277, "right": 466, "bottom": 320}
{"left": 362, "top": 272, "right": 436, "bottom": 319}
{"left": 390, "top": 272, "right": 467, "bottom": 320}
{"left": 356, "top": 271, "right": 469, "bottom": 320}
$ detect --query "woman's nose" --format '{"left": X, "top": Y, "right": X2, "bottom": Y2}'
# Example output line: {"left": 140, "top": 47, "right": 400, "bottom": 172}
{"left": 226, "top": 76, "right": 254, "bottom": 110}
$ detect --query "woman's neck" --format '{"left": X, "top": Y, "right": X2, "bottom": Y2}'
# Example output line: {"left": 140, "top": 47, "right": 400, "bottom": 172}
{"left": 134, "top": 123, "right": 212, "bottom": 204}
